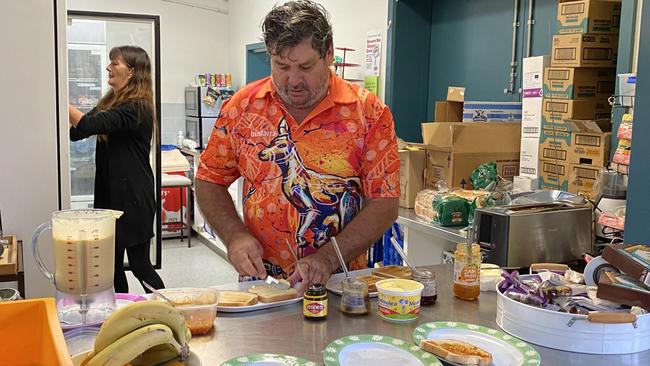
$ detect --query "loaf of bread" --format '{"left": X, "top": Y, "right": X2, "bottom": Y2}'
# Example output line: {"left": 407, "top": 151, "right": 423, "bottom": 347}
{"left": 218, "top": 290, "right": 258, "bottom": 306}
{"left": 372, "top": 265, "right": 412, "bottom": 279}
{"left": 419, "top": 339, "right": 492, "bottom": 366}
{"left": 248, "top": 285, "right": 298, "bottom": 303}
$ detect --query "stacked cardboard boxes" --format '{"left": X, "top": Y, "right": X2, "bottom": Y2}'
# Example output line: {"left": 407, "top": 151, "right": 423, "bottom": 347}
{"left": 539, "top": 0, "right": 619, "bottom": 197}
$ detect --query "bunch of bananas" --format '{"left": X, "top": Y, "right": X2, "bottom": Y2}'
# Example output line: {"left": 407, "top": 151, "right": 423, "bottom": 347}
{"left": 81, "top": 300, "right": 191, "bottom": 366}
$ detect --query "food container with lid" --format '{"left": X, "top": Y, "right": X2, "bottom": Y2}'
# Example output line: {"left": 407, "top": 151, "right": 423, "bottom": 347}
{"left": 152, "top": 287, "right": 219, "bottom": 335}
{"left": 376, "top": 278, "right": 423, "bottom": 322}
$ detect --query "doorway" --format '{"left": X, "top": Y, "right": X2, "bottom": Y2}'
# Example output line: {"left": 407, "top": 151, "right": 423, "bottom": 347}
{"left": 66, "top": 11, "right": 162, "bottom": 268}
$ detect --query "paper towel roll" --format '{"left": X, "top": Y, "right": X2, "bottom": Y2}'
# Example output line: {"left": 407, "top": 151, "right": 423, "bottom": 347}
{"left": 584, "top": 256, "right": 619, "bottom": 286}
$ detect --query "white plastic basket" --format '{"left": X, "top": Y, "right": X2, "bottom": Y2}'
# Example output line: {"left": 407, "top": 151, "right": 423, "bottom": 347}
{"left": 496, "top": 275, "right": 650, "bottom": 354}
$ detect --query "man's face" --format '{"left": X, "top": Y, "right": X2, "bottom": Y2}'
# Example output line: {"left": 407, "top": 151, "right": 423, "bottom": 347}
{"left": 270, "top": 38, "right": 332, "bottom": 110}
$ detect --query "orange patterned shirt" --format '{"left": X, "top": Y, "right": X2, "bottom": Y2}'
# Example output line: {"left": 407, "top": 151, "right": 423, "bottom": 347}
{"left": 196, "top": 72, "right": 399, "bottom": 278}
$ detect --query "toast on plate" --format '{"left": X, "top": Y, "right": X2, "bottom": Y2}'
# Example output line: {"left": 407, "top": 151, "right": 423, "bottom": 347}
{"left": 355, "top": 274, "right": 384, "bottom": 292}
{"left": 218, "top": 290, "right": 258, "bottom": 306}
{"left": 372, "top": 265, "right": 413, "bottom": 279}
{"left": 248, "top": 285, "right": 298, "bottom": 303}
{"left": 419, "top": 339, "right": 492, "bottom": 366}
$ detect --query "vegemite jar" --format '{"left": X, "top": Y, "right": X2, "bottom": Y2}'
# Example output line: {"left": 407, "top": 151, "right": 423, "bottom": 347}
{"left": 303, "top": 283, "right": 327, "bottom": 320}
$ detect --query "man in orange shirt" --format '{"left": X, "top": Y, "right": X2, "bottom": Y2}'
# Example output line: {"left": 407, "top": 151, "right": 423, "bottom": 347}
{"left": 196, "top": 0, "right": 399, "bottom": 292}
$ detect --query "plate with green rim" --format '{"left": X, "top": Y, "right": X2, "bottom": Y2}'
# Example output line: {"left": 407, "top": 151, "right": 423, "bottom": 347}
{"left": 323, "top": 334, "right": 442, "bottom": 366}
{"left": 412, "top": 321, "right": 541, "bottom": 366}
{"left": 220, "top": 353, "right": 317, "bottom": 366}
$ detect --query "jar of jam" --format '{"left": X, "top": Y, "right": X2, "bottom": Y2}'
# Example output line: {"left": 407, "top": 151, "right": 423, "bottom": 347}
{"left": 453, "top": 243, "right": 481, "bottom": 301}
{"left": 412, "top": 268, "right": 437, "bottom": 305}
{"left": 340, "top": 278, "right": 370, "bottom": 314}
{"left": 303, "top": 283, "right": 327, "bottom": 320}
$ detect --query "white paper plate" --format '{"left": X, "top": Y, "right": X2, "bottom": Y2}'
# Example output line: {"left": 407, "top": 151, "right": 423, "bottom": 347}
{"left": 211, "top": 280, "right": 302, "bottom": 313}
{"left": 323, "top": 335, "right": 442, "bottom": 366}
{"left": 325, "top": 268, "right": 379, "bottom": 297}
{"left": 220, "top": 353, "right": 317, "bottom": 365}
{"left": 412, "top": 322, "right": 541, "bottom": 366}
{"left": 71, "top": 350, "right": 202, "bottom": 366}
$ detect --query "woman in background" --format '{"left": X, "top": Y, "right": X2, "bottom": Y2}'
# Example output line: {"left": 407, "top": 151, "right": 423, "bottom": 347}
{"left": 69, "top": 45, "right": 164, "bottom": 293}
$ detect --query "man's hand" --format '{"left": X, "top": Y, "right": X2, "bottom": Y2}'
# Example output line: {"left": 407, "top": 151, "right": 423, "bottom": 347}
{"left": 288, "top": 248, "right": 337, "bottom": 295}
{"left": 227, "top": 232, "right": 267, "bottom": 279}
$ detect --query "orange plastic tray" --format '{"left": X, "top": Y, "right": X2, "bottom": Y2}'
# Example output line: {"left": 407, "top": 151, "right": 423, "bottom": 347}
{"left": 0, "top": 298, "right": 72, "bottom": 365}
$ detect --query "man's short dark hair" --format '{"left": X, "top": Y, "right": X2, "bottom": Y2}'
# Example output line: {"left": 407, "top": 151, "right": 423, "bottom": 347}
{"left": 262, "top": 0, "right": 333, "bottom": 59}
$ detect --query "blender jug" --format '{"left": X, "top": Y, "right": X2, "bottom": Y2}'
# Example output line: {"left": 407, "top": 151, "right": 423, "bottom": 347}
{"left": 32, "top": 209, "right": 123, "bottom": 327}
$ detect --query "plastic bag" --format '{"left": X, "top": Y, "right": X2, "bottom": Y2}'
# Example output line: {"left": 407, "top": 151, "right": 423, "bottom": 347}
{"left": 432, "top": 194, "right": 470, "bottom": 226}
{"left": 470, "top": 162, "right": 498, "bottom": 190}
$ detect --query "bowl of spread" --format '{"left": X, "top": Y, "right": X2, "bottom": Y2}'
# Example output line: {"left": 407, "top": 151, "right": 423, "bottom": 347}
{"left": 375, "top": 279, "right": 423, "bottom": 323}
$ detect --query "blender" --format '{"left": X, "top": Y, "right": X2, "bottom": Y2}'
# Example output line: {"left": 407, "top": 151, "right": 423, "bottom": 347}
{"left": 32, "top": 209, "right": 122, "bottom": 327}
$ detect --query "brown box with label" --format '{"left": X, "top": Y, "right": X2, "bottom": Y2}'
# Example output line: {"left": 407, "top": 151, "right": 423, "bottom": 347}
{"left": 421, "top": 122, "right": 520, "bottom": 190}
{"left": 434, "top": 101, "right": 463, "bottom": 122}
{"left": 399, "top": 148, "right": 426, "bottom": 208}
{"left": 543, "top": 67, "right": 615, "bottom": 100}
{"left": 542, "top": 98, "right": 610, "bottom": 123}
{"left": 602, "top": 244, "right": 650, "bottom": 288}
{"left": 551, "top": 33, "right": 618, "bottom": 67}
{"left": 569, "top": 163, "right": 601, "bottom": 198}
{"left": 557, "top": 0, "right": 621, "bottom": 35}
{"left": 566, "top": 119, "right": 612, "bottom": 166}
{"left": 539, "top": 159, "right": 570, "bottom": 192}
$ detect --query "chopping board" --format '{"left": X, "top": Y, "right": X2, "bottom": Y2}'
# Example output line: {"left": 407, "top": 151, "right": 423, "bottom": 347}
{"left": 0, "top": 235, "right": 18, "bottom": 275}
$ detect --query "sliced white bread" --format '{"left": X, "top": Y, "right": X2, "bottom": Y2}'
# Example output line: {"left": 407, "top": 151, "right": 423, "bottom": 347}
{"left": 218, "top": 291, "right": 258, "bottom": 306}
{"left": 248, "top": 285, "right": 298, "bottom": 303}
{"left": 419, "top": 339, "right": 492, "bottom": 366}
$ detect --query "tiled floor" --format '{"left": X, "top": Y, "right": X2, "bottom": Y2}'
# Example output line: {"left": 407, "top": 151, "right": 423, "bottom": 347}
{"left": 125, "top": 235, "right": 238, "bottom": 294}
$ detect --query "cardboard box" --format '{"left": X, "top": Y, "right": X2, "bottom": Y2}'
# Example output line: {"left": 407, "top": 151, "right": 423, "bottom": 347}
{"left": 597, "top": 272, "right": 650, "bottom": 309}
{"left": 421, "top": 122, "right": 520, "bottom": 189}
{"left": 566, "top": 119, "right": 612, "bottom": 166}
{"left": 522, "top": 56, "right": 551, "bottom": 139}
{"left": 447, "top": 86, "right": 466, "bottom": 102}
{"left": 463, "top": 102, "right": 522, "bottom": 123}
{"left": 539, "top": 159, "right": 570, "bottom": 191}
{"left": 557, "top": 0, "right": 622, "bottom": 34}
{"left": 551, "top": 33, "right": 618, "bottom": 67}
{"left": 542, "top": 98, "right": 610, "bottom": 123}
{"left": 519, "top": 137, "right": 541, "bottom": 178}
{"left": 540, "top": 128, "right": 571, "bottom": 163}
{"left": 569, "top": 163, "right": 601, "bottom": 198}
{"left": 434, "top": 101, "right": 463, "bottom": 122}
{"left": 544, "top": 67, "right": 615, "bottom": 99}
{"left": 399, "top": 148, "right": 426, "bottom": 208}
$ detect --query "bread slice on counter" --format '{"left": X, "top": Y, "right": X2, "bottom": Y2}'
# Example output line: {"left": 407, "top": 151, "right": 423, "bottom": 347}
{"left": 372, "top": 265, "right": 412, "bottom": 279}
{"left": 355, "top": 274, "right": 384, "bottom": 292}
{"left": 218, "top": 291, "right": 258, "bottom": 306}
{"left": 248, "top": 285, "right": 298, "bottom": 303}
{"left": 419, "top": 339, "right": 492, "bottom": 366}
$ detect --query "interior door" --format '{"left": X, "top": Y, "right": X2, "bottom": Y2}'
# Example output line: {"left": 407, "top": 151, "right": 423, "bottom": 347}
{"left": 66, "top": 11, "right": 162, "bottom": 269}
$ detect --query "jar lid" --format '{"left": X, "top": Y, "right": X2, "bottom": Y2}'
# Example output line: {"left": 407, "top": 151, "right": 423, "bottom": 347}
{"left": 0, "top": 288, "right": 19, "bottom": 301}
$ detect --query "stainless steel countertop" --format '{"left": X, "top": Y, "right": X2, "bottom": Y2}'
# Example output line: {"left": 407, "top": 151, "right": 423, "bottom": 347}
{"left": 396, "top": 207, "right": 466, "bottom": 243}
{"left": 191, "top": 264, "right": 650, "bottom": 365}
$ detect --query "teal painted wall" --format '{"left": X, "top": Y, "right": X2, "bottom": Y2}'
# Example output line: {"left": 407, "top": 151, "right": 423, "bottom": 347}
{"left": 624, "top": 0, "right": 648, "bottom": 243}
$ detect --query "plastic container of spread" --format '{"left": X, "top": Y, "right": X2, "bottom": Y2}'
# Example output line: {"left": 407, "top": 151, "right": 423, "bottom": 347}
{"left": 376, "top": 279, "right": 423, "bottom": 323}
{"left": 152, "top": 287, "right": 219, "bottom": 335}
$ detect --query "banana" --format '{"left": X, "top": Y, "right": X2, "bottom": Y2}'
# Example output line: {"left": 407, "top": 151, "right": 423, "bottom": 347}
{"left": 84, "top": 323, "right": 181, "bottom": 366}
{"left": 129, "top": 343, "right": 180, "bottom": 366}
{"left": 93, "top": 300, "right": 189, "bottom": 356}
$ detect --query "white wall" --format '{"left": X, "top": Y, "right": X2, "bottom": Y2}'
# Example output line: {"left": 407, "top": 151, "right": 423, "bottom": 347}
{"left": 67, "top": 0, "right": 230, "bottom": 104}
{"left": 0, "top": 0, "right": 68, "bottom": 298}
{"left": 228, "top": 0, "right": 389, "bottom": 100}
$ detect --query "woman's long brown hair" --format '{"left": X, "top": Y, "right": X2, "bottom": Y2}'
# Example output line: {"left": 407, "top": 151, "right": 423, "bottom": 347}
{"left": 96, "top": 46, "right": 156, "bottom": 140}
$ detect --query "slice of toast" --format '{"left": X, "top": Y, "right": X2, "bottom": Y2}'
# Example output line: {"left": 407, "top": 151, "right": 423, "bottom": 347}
{"left": 372, "top": 265, "right": 412, "bottom": 279}
{"left": 355, "top": 274, "right": 384, "bottom": 292}
{"left": 218, "top": 290, "right": 258, "bottom": 306}
{"left": 248, "top": 285, "right": 298, "bottom": 303}
{"left": 419, "top": 339, "right": 492, "bottom": 366}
